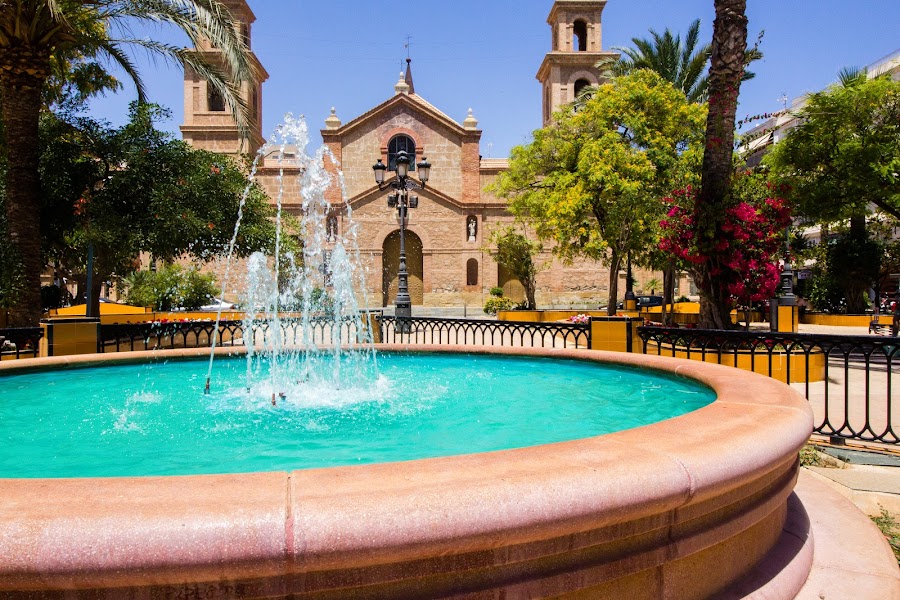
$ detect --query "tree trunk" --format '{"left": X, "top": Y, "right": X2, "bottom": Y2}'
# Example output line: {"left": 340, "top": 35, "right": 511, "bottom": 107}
{"left": 89, "top": 268, "right": 105, "bottom": 319}
{"left": 693, "top": 264, "right": 734, "bottom": 329}
{"left": 695, "top": 0, "right": 748, "bottom": 330}
{"left": 0, "top": 48, "right": 51, "bottom": 327}
{"left": 524, "top": 277, "right": 537, "bottom": 310}
{"left": 662, "top": 261, "right": 676, "bottom": 326}
{"left": 844, "top": 214, "right": 871, "bottom": 314}
{"left": 607, "top": 249, "right": 622, "bottom": 316}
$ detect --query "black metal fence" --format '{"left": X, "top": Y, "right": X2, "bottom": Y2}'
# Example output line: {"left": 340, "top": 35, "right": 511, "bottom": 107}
{"left": 378, "top": 316, "right": 591, "bottom": 348}
{"left": 99, "top": 316, "right": 372, "bottom": 353}
{"left": 638, "top": 326, "right": 900, "bottom": 445}
{"left": 0, "top": 327, "right": 43, "bottom": 360}
{"left": 100, "top": 320, "right": 243, "bottom": 353}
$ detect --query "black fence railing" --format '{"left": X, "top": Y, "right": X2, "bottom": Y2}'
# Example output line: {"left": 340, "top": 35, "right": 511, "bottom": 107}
{"left": 100, "top": 320, "right": 244, "bottom": 353}
{"left": 378, "top": 316, "right": 591, "bottom": 349}
{"left": 99, "top": 316, "right": 373, "bottom": 353}
{"left": 638, "top": 326, "right": 900, "bottom": 445}
{"left": 0, "top": 327, "right": 43, "bottom": 360}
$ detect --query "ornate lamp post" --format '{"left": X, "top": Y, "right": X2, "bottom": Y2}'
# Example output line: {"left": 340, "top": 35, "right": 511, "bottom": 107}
{"left": 373, "top": 150, "right": 431, "bottom": 330}
{"left": 780, "top": 225, "right": 796, "bottom": 305}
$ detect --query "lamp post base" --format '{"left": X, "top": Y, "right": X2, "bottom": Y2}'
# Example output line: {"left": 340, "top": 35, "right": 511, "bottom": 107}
{"left": 395, "top": 302, "right": 412, "bottom": 333}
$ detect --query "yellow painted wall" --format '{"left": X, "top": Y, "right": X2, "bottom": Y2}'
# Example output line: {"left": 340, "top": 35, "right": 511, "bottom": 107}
{"left": 643, "top": 342, "right": 825, "bottom": 384}
{"left": 39, "top": 319, "right": 100, "bottom": 357}
{"left": 802, "top": 313, "right": 892, "bottom": 327}
{"left": 52, "top": 303, "right": 149, "bottom": 317}
{"left": 497, "top": 310, "right": 610, "bottom": 323}
{"left": 46, "top": 310, "right": 245, "bottom": 325}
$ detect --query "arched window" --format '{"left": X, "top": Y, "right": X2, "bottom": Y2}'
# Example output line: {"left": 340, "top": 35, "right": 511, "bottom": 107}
{"left": 573, "top": 20, "right": 587, "bottom": 51}
{"left": 208, "top": 87, "right": 225, "bottom": 112}
{"left": 388, "top": 135, "right": 416, "bottom": 172}
{"left": 574, "top": 78, "right": 591, "bottom": 98}
{"left": 466, "top": 259, "right": 479, "bottom": 286}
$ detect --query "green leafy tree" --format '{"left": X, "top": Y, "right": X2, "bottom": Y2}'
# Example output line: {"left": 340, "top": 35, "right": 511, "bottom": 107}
{"left": 603, "top": 17, "right": 761, "bottom": 318}
{"left": 123, "top": 264, "right": 217, "bottom": 311}
{"left": 492, "top": 70, "right": 706, "bottom": 315}
{"left": 0, "top": 0, "right": 256, "bottom": 326}
{"left": 766, "top": 74, "right": 900, "bottom": 312}
{"left": 40, "top": 104, "right": 276, "bottom": 315}
{"left": 488, "top": 226, "right": 542, "bottom": 310}
{"left": 766, "top": 74, "right": 899, "bottom": 223}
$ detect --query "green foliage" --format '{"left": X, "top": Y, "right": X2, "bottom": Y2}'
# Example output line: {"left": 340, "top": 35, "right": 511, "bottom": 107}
{"left": 675, "top": 295, "right": 691, "bottom": 303}
{"left": 39, "top": 104, "right": 276, "bottom": 305}
{"left": 491, "top": 70, "right": 706, "bottom": 313}
{"left": 40, "top": 284, "right": 68, "bottom": 311}
{"left": 805, "top": 228, "right": 882, "bottom": 314}
{"left": 643, "top": 278, "right": 662, "bottom": 294}
{"left": 0, "top": 232, "right": 24, "bottom": 309}
{"left": 488, "top": 226, "right": 542, "bottom": 309}
{"left": 610, "top": 19, "right": 712, "bottom": 103}
{"left": 798, "top": 444, "right": 824, "bottom": 467}
{"left": 489, "top": 287, "right": 504, "bottom": 298}
{"left": 123, "top": 265, "right": 217, "bottom": 311}
{"left": 0, "top": 0, "right": 256, "bottom": 133}
{"left": 0, "top": 0, "right": 257, "bottom": 325}
{"left": 766, "top": 75, "right": 900, "bottom": 224}
{"left": 872, "top": 507, "right": 900, "bottom": 564}
{"left": 483, "top": 296, "right": 514, "bottom": 316}
{"left": 606, "top": 19, "right": 763, "bottom": 105}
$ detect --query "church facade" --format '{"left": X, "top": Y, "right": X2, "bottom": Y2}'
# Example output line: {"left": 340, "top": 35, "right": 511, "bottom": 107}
{"left": 182, "top": 0, "right": 678, "bottom": 310}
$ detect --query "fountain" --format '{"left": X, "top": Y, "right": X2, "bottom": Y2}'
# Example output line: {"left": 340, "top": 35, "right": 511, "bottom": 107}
{"left": 0, "top": 116, "right": 870, "bottom": 598}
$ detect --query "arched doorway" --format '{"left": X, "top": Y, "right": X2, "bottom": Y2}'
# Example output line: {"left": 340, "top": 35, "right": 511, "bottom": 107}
{"left": 382, "top": 230, "right": 424, "bottom": 307}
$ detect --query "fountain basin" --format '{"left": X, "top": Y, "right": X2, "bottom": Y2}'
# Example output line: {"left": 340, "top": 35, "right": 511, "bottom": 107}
{"left": 0, "top": 345, "right": 814, "bottom": 598}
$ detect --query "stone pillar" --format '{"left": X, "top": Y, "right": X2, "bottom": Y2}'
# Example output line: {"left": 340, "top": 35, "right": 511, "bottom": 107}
{"left": 771, "top": 301, "right": 799, "bottom": 333}
{"left": 40, "top": 318, "right": 101, "bottom": 357}
{"left": 589, "top": 316, "right": 640, "bottom": 353}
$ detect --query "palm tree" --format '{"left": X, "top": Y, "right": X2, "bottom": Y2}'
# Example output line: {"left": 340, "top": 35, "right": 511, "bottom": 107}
{"left": 612, "top": 19, "right": 712, "bottom": 103}
{"left": 694, "top": 0, "right": 750, "bottom": 329}
{"left": 604, "top": 19, "right": 763, "bottom": 105}
{"left": 0, "top": 0, "right": 255, "bottom": 326}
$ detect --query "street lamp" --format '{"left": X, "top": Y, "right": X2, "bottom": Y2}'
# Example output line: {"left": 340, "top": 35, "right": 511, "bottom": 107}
{"left": 780, "top": 225, "right": 796, "bottom": 305}
{"left": 373, "top": 150, "right": 431, "bottom": 330}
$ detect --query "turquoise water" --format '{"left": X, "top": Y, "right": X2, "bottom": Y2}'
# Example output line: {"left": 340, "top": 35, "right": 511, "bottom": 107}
{"left": 0, "top": 354, "right": 714, "bottom": 478}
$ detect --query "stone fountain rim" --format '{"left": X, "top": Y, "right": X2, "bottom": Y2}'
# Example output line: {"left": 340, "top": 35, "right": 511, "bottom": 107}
{"left": 0, "top": 345, "right": 815, "bottom": 595}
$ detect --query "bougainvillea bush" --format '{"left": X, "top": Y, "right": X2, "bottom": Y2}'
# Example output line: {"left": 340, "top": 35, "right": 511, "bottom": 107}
{"left": 659, "top": 172, "right": 792, "bottom": 311}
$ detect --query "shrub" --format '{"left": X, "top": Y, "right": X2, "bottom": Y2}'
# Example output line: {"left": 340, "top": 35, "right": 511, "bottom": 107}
{"left": 483, "top": 295, "right": 514, "bottom": 315}
{"left": 489, "top": 286, "right": 505, "bottom": 298}
{"left": 123, "top": 264, "right": 216, "bottom": 310}
{"left": 675, "top": 295, "right": 691, "bottom": 303}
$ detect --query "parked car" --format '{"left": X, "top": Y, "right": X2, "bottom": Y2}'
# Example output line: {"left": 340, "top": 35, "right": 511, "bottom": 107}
{"left": 199, "top": 298, "right": 237, "bottom": 311}
{"left": 637, "top": 295, "right": 664, "bottom": 309}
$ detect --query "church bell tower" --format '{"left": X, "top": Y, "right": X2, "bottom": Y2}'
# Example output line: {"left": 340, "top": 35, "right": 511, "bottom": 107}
{"left": 536, "top": 0, "right": 618, "bottom": 125}
{"left": 180, "top": 0, "right": 268, "bottom": 157}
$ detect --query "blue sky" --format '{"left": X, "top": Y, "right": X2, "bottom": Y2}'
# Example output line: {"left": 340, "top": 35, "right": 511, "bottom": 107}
{"left": 89, "top": 0, "right": 899, "bottom": 158}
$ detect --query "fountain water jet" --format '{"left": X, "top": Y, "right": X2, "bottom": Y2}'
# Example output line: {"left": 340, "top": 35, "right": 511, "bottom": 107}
{"left": 206, "top": 115, "right": 376, "bottom": 399}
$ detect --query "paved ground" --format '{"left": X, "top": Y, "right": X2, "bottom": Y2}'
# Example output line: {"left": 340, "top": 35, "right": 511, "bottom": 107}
{"left": 805, "top": 446, "right": 900, "bottom": 518}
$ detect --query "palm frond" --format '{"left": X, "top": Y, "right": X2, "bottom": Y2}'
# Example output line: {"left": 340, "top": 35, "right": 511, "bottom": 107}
{"left": 611, "top": 21, "right": 711, "bottom": 103}
{"left": 97, "top": 39, "right": 148, "bottom": 102}
{"left": 837, "top": 66, "right": 867, "bottom": 88}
